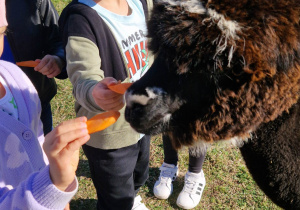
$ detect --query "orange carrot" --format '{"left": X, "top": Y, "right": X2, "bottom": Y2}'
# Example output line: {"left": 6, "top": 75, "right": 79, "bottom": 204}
{"left": 86, "top": 111, "right": 120, "bottom": 134}
{"left": 108, "top": 82, "right": 132, "bottom": 94}
{"left": 16, "top": 60, "right": 39, "bottom": 68}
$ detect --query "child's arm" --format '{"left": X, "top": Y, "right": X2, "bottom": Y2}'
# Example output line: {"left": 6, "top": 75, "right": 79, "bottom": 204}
{"left": 0, "top": 117, "right": 90, "bottom": 209}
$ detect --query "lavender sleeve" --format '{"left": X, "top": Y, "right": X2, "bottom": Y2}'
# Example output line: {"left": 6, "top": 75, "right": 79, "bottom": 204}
{"left": 0, "top": 166, "right": 78, "bottom": 209}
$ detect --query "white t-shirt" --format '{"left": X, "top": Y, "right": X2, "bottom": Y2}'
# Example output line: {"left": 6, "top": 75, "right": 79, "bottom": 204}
{"left": 0, "top": 75, "right": 18, "bottom": 120}
{"left": 79, "top": 0, "right": 150, "bottom": 82}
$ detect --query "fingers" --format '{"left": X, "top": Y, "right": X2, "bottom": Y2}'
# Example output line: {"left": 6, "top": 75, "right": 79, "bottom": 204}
{"left": 34, "top": 55, "right": 62, "bottom": 78}
{"left": 34, "top": 55, "right": 53, "bottom": 74}
{"left": 101, "top": 77, "right": 119, "bottom": 86}
{"left": 93, "top": 85, "right": 121, "bottom": 100}
{"left": 98, "top": 94, "right": 125, "bottom": 110}
{"left": 94, "top": 93, "right": 125, "bottom": 110}
{"left": 44, "top": 117, "right": 89, "bottom": 155}
{"left": 47, "top": 131, "right": 89, "bottom": 163}
{"left": 54, "top": 117, "right": 87, "bottom": 136}
{"left": 46, "top": 68, "right": 61, "bottom": 78}
{"left": 92, "top": 78, "right": 125, "bottom": 110}
{"left": 62, "top": 134, "right": 90, "bottom": 154}
{"left": 107, "top": 103, "right": 125, "bottom": 111}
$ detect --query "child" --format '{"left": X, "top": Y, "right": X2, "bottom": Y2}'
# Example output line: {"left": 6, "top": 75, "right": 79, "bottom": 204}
{"left": 59, "top": 0, "right": 153, "bottom": 209}
{"left": 3, "top": 0, "right": 68, "bottom": 135}
{"left": 0, "top": 1, "right": 90, "bottom": 208}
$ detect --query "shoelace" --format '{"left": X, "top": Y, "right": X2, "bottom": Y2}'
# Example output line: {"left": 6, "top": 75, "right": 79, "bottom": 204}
{"left": 159, "top": 167, "right": 177, "bottom": 184}
{"left": 183, "top": 177, "right": 198, "bottom": 194}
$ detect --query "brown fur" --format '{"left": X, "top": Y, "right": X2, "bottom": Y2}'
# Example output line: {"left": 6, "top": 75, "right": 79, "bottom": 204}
{"left": 147, "top": 0, "right": 300, "bottom": 149}
{"left": 125, "top": 1, "right": 300, "bottom": 208}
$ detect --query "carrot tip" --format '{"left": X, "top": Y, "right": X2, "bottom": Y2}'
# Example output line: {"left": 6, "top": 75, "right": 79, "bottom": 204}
{"left": 86, "top": 111, "right": 120, "bottom": 134}
{"left": 16, "top": 60, "right": 39, "bottom": 68}
{"left": 108, "top": 82, "right": 132, "bottom": 94}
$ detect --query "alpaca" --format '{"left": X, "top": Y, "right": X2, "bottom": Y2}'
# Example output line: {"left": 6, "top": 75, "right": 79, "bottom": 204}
{"left": 124, "top": 0, "right": 300, "bottom": 209}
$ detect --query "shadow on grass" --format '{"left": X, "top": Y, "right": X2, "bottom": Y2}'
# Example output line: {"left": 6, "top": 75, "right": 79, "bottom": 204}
{"left": 70, "top": 199, "right": 97, "bottom": 210}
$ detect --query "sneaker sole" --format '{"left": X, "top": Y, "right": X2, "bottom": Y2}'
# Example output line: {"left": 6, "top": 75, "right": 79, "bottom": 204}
{"left": 153, "top": 188, "right": 172, "bottom": 200}
{"left": 176, "top": 201, "right": 196, "bottom": 210}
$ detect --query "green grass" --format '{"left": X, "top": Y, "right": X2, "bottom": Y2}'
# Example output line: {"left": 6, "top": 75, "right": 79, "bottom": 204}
{"left": 51, "top": 1, "right": 282, "bottom": 209}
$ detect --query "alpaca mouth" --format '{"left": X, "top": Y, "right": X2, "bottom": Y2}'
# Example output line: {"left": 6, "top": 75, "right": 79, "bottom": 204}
{"left": 125, "top": 107, "right": 170, "bottom": 135}
{"left": 130, "top": 120, "right": 164, "bottom": 135}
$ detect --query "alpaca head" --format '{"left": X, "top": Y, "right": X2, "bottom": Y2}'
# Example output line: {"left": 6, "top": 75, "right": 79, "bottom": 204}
{"left": 125, "top": 0, "right": 300, "bottom": 149}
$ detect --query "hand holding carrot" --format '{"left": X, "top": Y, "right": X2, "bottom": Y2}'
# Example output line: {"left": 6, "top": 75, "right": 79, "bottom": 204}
{"left": 43, "top": 117, "right": 90, "bottom": 191}
{"left": 92, "top": 77, "right": 125, "bottom": 111}
{"left": 34, "top": 55, "right": 65, "bottom": 78}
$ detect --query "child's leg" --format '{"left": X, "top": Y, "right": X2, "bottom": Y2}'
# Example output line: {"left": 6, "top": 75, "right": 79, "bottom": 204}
{"left": 163, "top": 135, "right": 178, "bottom": 165}
{"left": 176, "top": 147, "right": 207, "bottom": 209}
{"left": 153, "top": 135, "right": 179, "bottom": 200}
{"left": 82, "top": 143, "right": 142, "bottom": 210}
{"left": 133, "top": 135, "right": 150, "bottom": 194}
{"left": 131, "top": 135, "right": 150, "bottom": 209}
{"left": 188, "top": 147, "right": 207, "bottom": 173}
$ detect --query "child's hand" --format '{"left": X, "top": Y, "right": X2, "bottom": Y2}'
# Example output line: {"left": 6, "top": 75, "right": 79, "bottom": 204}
{"left": 43, "top": 117, "right": 90, "bottom": 191}
{"left": 92, "top": 77, "right": 125, "bottom": 111}
{"left": 34, "top": 55, "right": 65, "bottom": 78}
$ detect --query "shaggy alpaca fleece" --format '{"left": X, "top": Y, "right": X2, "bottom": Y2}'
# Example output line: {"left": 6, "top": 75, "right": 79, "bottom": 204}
{"left": 240, "top": 101, "right": 300, "bottom": 208}
{"left": 124, "top": 1, "right": 300, "bottom": 208}
{"left": 147, "top": 0, "right": 300, "bottom": 148}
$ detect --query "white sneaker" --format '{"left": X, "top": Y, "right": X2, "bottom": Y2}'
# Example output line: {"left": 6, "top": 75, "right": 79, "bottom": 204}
{"left": 132, "top": 195, "right": 148, "bottom": 210}
{"left": 153, "top": 162, "right": 179, "bottom": 199}
{"left": 176, "top": 170, "right": 206, "bottom": 209}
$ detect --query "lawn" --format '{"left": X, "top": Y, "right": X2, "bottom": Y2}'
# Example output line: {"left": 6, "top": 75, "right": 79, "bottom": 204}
{"left": 51, "top": 1, "right": 281, "bottom": 209}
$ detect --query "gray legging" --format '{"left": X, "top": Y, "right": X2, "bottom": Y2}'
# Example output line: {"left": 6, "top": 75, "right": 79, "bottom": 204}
{"left": 163, "top": 135, "right": 206, "bottom": 173}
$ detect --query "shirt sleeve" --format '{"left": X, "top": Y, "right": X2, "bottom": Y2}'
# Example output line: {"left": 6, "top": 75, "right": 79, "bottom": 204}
{"left": 0, "top": 166, "right": 78, "bottom": 209}
{"left": 66, "top": 35, "right": 105, "bottom": 112}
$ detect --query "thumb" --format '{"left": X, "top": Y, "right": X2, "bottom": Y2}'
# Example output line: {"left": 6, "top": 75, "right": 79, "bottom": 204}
{"left": 100, "top": 77, "right": 119, "bottom": 87}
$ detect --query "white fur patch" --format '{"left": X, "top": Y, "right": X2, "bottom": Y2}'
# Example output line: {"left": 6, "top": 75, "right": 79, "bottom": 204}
{"left": 206, "top": 8, "right": 242, "bottom": 67}
{"left": 125, "top": 87, "right": 165, "bottom": 107}
{"left": 157, "top": 0, "right": 206, "bottom": 14}
{"left": 146, "top": 87, "right": 162, "bottom": 99}
{"left": 221, "top": 135, "right": 248, "bottom": 147}
{"left": 163, "top": 113, "right": 172, "bottom": 123}
{"left": 157, "top": 0, "right": 242, "bottom": 67}
{"left": 208, "top": 9, "right": 241, "bottom": 41}
{"left": 125, "top": 91, "right": 150, "bottom": 107}
{"left": 188, "top": 140, "right": 211, "bottom": 157}
{"left": 189, "top": 134, "right": 249, "bottom": 157}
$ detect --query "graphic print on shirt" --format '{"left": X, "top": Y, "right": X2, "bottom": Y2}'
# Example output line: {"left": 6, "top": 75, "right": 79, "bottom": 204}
{"left": 121, "top": 30, "right": 149, "bottom": 82}
{"left": 9, "top": 98, "right": 17, "bottom": 109}
{"left": 5, "top": 133, "right": 30, "bottom": 169}
{"left": 0, "top": 75, "right": 19, "bottom": 119}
